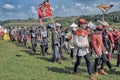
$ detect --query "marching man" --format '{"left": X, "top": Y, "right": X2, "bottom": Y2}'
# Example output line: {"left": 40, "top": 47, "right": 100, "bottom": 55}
{"left": 40, "top": 25, "right": 49, "bottom": 56}
{"left": 72, "top": 18, "right": 96, "bottom": 80}
{"left": 117, "top": 30, "right": 120, "bottom": 67}
{"left": 30, "top": 27, "right": 37, "bottom": 53}
{"left": 92, "top": 25, "right": 108, "bottom": 76}
{"left": 51, "top": 23, "right": 62, "bottom": 64}
{"left": 101, "top": 22, "right": 116, "bottom": 71}
{"left": 65, "top": 23, "right": 77, "bottom": 62}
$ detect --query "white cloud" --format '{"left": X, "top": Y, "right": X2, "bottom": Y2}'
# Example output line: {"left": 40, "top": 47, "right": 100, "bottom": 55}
{"left": 62, "top": 5, "right": 69, "bottom": 12}
{"left": 75, "top": 3, "right": 84, "bottom": 7}
{"left": 2, "top": 4, "right": 15, "bottom": 9}
{"left": 51, "top": 7, "right": 55, "bottom": 11}
{"left": 74, "top": 3, "right": 99, "bottom": 12}
{"left": 52, "top": 2, "right": 101, "bottom": 17}
{"left": 75, "top": 3, "right": 86, "bottom": 10}
{"left": 54, "top": 5, "right": 58, "bottom": 9}
{"left": 2, "top": 4, "right": 21, "bottom": 10}
{"left": 62, "top": 5, "right": 65, "bottom": 9}
{"left": 30, "top": 6, "right": 37, "bottom": 14}
{"left": 93, "top": 3, "right": 99, "bottom": 7}
{"left": 50, "top": 5, "right": 58, "bottom": 12}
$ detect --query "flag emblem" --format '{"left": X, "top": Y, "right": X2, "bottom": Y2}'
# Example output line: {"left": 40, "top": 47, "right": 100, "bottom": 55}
{"left": 96, "top": 4, "right": 114, "bottom": 12}
{"left": 38, "top": 0, "right": 52, "bottom": 18}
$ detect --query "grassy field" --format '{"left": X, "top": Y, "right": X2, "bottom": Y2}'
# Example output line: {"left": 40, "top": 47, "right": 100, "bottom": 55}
{"left": 0, "top": 39, "right": 120, "bottom": 80}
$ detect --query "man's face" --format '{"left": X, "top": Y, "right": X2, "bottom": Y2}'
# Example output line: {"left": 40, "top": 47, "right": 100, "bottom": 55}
{"left": 80, "top": 24, "right": 86, "bottom": 29}
{"left": 42, "top": 26, "right": 46, "bottom": 30}
{"left": 113, "top": 28, "right": 116, "bottom": 32}
{"left": 55, "top": 26, "right": 59, "bottom": 31}
{"left": 103, "top": 26, "right": 108, "bottom": 31}
{"left": 68, "top": 27, "right": 72, "bottom": 31}
{"left": 96, "top": 30, "right": 102, "bottom": 34}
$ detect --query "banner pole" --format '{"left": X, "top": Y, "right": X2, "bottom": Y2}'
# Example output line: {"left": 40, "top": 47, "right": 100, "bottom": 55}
{"left": 102, "top": 11, "right": 105, "bottom": 22}
{"left": 38, "top": 18, "right": 43, "bottom": 26}
{"left": 50, "top": 16, "right": 56, "bottom": 31}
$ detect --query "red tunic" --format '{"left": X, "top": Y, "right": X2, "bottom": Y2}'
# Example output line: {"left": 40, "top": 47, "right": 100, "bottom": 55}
{"left": 0, "top": 29, "right": 4, "bottom": 36}
{"left": 75, "top": 29, "right": 88, "bottom": 36}
{"left": 107, "top": 31, "right": 114, "bottom": 44}
{"left": 118, "top": 31, "right": 120, "bottom": 39}
{"left": 92, "top": 34, "right": 105, "bottom": 55}
{"left": 86, "top": 29, "right": 91, "bottom": 35}
{"left": 113, "top": 30, "right": 119, "bottom": 50}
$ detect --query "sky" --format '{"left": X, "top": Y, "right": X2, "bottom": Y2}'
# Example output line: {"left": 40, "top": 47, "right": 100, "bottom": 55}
{"left": 0, "top": 0, "right": 120, "bottom": 21}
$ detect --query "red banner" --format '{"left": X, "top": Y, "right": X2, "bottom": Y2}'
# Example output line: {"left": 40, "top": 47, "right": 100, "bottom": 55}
{"left": 38, "top": 0, "right": 52, "bottom": 18}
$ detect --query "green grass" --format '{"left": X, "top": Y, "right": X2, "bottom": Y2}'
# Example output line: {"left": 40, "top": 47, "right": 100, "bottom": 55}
{"left": 0, "top": 39, "right": 120, "bottom": 80}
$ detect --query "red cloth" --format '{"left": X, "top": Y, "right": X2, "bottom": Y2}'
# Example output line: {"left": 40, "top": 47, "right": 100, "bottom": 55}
{"left": 92, "top": 34, "right": 105, "bottom": 55}
{"left": 119, "top": 32, "right": 120, "bottom": 41}
{"left": 107, "top": 31, "right": 114, "bottom": 44}
{"left": 79, "top": 19, "right": 87, "bottom": 24}
{"left": 75, "top": 29, "right": 88, "bottom": 36}
{"left": 86, "top": 29, "right": 91, "bottom": 35}
{"left": 38, "top": 1, "right": 52, "bottom": 18}
{"left": 113, "top": 30, "right": 119, "bottom": 40}
{"left": 0, "top": 29, "right": 4, "bottom": 36}
{"left": 96, "top": 25, "right": 103, "bottom": 30}
{"left": 113, "top": 30, "right": 119, "bottom": 50}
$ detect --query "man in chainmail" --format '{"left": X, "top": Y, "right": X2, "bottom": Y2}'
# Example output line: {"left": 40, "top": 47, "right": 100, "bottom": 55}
{"left": 40, "top": 25, "right": 49, "bottom": 56}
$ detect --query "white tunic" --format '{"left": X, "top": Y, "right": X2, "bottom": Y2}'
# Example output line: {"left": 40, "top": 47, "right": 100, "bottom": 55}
{"left": 65, "top": 32, "right": 74, "bottom": 49}
{"left": 74, "top": 35, "right": 89, "bottom": 56}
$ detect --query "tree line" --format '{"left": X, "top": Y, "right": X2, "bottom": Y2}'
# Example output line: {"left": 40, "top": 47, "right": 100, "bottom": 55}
{"left": 0, "top": 11, "right": 120, "bottom": 28}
